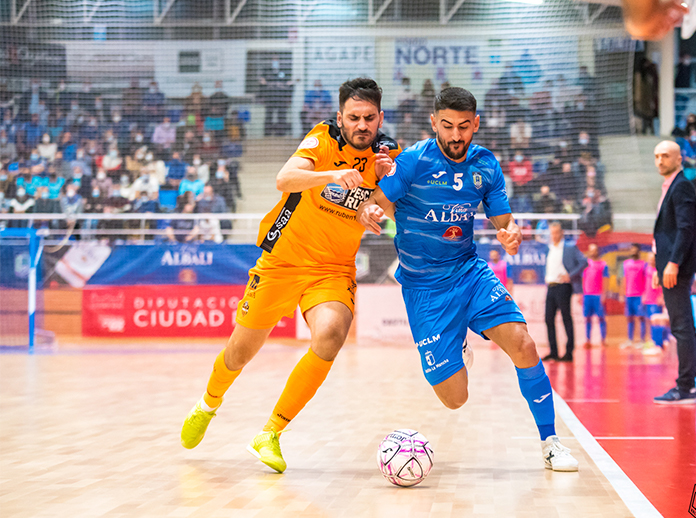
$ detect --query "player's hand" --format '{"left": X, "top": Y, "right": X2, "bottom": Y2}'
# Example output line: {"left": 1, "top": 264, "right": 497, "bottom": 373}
{"left": 374, "top": 145, "right": 395, "bottom": 180}
{"left": 662, "top": 261, "right": 679, "bottom": 289}
{"left": 651, "top": 270, "right": 660, "bottom": 290}
{"left": 358, "top": 203, "right": 384, "bottom": 235}
{"left": 333, "top": 168, "right": 363, "bottom": 190}
{"left": 496, "top": 227, "right": 521, "bottom": 255}
{"left": 622, "top": 0, "right": 688, "bottom": 40}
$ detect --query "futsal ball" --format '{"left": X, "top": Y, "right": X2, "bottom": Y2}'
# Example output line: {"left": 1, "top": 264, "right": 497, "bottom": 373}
{"left": 377, "top": 429, "right": 434, "bottom": 487}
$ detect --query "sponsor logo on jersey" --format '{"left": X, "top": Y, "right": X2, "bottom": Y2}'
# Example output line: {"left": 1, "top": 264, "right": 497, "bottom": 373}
{"left": 427, "top": 179, "right": 448, "bottom": 186}
{"left": 260, "top": 192, "right": 302, "bottom": 253}
{"left": 432, "top": 171, "right": 447, "bottom": 179}
{"left": 248, "top": 274, "right": 260, "bottom": 291}
{"left": 490, "top": 284, "right": 508, "bottom": 302}
{"left": 240, "top": 301, "right": 250, "bottom": 316}
{"left": 297, "top": 136, "right": 319, "bottom": 150}
{"left": 425, "top": 351, "right": 436, "bottom": 366}
{"left": 442, "top": 226, "right": 463, "bottom": 241}
{"left": 334, "top": 160, "right": 347, "bottom": 167}
{"left": 472, "top": 171, "right": 483, "bottom": 189}
{"left": 320, "top": 183, "right": 374, "bottom": 211}
{"left": 425, "top": 208, "right": 475, "bottom": 223}
{"left": 386, "top": 162, "right": 397, "bottom": 177}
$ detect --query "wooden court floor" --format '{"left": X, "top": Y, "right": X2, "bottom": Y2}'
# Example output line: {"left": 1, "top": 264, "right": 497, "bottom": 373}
{"left": 0, "top": 339, "right": 639, "bottom": 518}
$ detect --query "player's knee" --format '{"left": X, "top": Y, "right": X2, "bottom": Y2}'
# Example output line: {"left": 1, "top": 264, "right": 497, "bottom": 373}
{"left": 313, "top": 323, "right": 349, "bottom": 351}
{"left": 441, "top": 390, "right": 468, "bottom": 410}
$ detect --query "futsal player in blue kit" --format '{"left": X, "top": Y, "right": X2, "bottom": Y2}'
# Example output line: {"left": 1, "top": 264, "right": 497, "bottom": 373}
{"left": 357, "top": 87, "right": 578, "bottom": 471}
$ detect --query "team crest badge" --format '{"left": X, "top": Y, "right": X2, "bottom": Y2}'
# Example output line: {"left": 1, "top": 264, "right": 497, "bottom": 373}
{"left": 472, "top": 171, "right": 483, "bottom": 189}
{"left": 442, "top": 226, "right": 463, "bottom": 241}
{"left": 241, "top": 301, "right": 250, "bottom": 316}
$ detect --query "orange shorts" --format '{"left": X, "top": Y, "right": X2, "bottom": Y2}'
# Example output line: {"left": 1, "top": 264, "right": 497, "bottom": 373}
{"left": 235, "top": 258, "right": 357, "bottom": 330}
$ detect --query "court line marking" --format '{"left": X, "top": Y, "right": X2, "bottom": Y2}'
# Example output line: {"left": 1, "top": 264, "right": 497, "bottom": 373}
{"left": 512, "top": 436, "right": 674, "bottom": 440}
{"left": 553, "top": 391, "right": 662, "bottom": 518}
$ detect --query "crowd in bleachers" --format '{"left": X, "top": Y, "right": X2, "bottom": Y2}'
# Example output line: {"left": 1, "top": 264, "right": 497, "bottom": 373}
{"left": 392, "top": 66, "right": 613, "bottom": 237}
{"left": 0, "top": 78, "right": 244, "bottom": 242}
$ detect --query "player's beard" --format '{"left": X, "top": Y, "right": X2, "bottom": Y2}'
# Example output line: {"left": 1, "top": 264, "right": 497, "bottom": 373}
{"left": 341, "top": 127, "right": 375, "bottom": 151}
{"left": 436, "top": 131, "right": 469, "bottom": 161}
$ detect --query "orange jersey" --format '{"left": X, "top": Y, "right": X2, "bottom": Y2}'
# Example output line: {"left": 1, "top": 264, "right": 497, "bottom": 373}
{"left": 256, "top": 120, "right": 400, "bottom": 269}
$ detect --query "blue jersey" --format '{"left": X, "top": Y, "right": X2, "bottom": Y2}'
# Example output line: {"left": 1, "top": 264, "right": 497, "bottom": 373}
{"left": 379, "top": 139, "right": 510, "bottom": 289}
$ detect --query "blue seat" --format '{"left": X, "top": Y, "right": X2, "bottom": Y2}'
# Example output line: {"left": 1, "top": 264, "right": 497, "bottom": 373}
{"left": 158, "top": 190, "right": 178, "bottom": 209}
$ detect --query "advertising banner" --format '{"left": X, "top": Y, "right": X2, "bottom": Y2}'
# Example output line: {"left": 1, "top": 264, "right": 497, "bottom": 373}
{"left": 82, "top": 285, "right": 295, "bottom": 338}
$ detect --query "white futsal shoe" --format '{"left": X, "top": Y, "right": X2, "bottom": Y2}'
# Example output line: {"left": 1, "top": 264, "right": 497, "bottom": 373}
{"left": 542, "top": 435, "right": 579, "bottom": 472}
{"left": 463, "top": 339, "right": 474, "bottom": 371}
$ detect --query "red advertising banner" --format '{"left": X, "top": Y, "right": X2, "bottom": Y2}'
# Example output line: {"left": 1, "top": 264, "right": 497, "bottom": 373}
{"left": 82, "top": 285, "right": 296, "bottom": 338}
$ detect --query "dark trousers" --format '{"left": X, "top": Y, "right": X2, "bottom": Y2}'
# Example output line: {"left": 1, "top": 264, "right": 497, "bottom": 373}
{"left": 662, "top": 278, "right": 696, "bottom": 391}
{"left": 545, "top": 283, "right": 574, "bottom": 357}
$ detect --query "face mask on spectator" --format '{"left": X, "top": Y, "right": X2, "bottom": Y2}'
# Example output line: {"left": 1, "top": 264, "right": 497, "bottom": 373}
{"left": 113, "top": 115, "right": 121, "bottom": 123}
{"left": 135, "top": 134, "right": 143, "bottom": 143}
{"left": 559, "top": 141, "right": 567, "bottom": 148}
{"left": 140, "top": 195, "right": 149, "bottom": 203}
{"left": 92, "top": 189, "right": 100, "bottom": 197}
{"left": 17, "top": 188, "right": 26, "bottom": 197}
{"left": 89, "top": 120, "right": 97, "bottom": 127}
{"left": 77, "top": 151, "right": 84, "bottom": 159}
{"left": 135, "top": 152, "right": 144, "bottom": 161}
{"left": 204, "top": 194, "right": 212, "bottom": 201}
{"left": 97, "top": 171, "right": 106, "bottom": 180}
{"left": 145, "top": 153, "right": 153, "bottom": 162}
{"left": 95, "top": 100, "right": 102, "bottom": 109}
{"left": 0, "top": 137, "right": 7, "bottom": 144}
{"left": 71, "top": 104, "right": 79, "bottom": 111}
{"left": 690, "top": 134, "right": 696, "bottom": 143}
{"left": 0, "top": 174, "right": 6, "bottom": 181}
{"left": 109, "top": 150, "right": 118, "bottom": 158}
{"left": 67, "top": 189, "right": 76, "bottom": 197}
{"left": 0, "top": 192, "right": 4, "bottom": 200}
{"left": 121, "top": 175, "right": 129, "bottom": 184}
{"left": 73, "top": 171, "right": 82, "bottom": 179}
{"left": 31, "top": 153, "right": 39, "bottom": 161}
{"left": 514, "top": 155, "right": 523, "bottom": 162}
{"left": 579, "top": 137, "right": 589, "bottom": 145}
{"left": 203, "top": 135, "right": 211, "bottom": 143}
{"left": 42, "top": 135, "right": 50, "bottom": 144}
{"left": 217, "top": 159, "right": 226, "bottom": 167}
{"left": 215, "top": 170, "right": 224, "bottom": 179}
{"left": 106, "top": 136, "right": 114, "bottom": 142}
{"left": 89, "top": 148, "right": 96, "bottom": 155}
{"left": 149, "top": 87, "right": 156, "bottom": 93}
{"left": 193, "top": 158, "right": 201, "bottom": 166}
{"left": 41, "top": 191, "right": 49, "bottom": 199}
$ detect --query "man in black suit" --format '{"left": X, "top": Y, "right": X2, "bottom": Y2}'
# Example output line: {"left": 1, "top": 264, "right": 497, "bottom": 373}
{"left": 542, "top": 222, "right": 588, "bottom": 362}
{"left": 652, "top": 141, "right": 696, "bottom": 404}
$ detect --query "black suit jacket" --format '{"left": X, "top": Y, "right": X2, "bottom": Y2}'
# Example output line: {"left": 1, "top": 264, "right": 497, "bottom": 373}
{"left": 562, "top": 243, "right": 588, "bottom": 294}
{"left": 654, "top": 170, "right": 696, "bottom": 280}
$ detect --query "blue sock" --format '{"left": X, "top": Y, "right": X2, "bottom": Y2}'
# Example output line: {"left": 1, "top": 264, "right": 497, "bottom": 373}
{"left": 599, "top": 318, "right": 607, "bottom": 341}
{"left": 652, "top": 325, "right": 664, "bottom": 347}
{"left": 640, "top": 319, "right": 646, "bottom": 341}
{"left": 628, "top": 320, "right": 634, "bottom": 341}
{"left": 585, "top": 319, "right": 592, "bottom": 341}
{"left": 516, "top": 360, "right": 556, "bottom": 441}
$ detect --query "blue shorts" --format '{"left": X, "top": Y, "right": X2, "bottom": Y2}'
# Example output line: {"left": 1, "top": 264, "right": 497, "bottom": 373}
{"left": 625, "top": 296, "right": 643, "bottom": 317}
{"left": 402, "top": 257, "right": 526, "bottom": 386}
{"left": 643, "top": 303, "right": 662, "bottom": 318}
{"left": 583, "top": 295, "right": 605, "bottom": 318}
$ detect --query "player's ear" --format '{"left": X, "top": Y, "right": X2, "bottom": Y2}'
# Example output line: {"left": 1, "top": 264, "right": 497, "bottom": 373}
{"left": 473, "top": 114, "right": 480, "bottom": 133}
{"left": 336, "top": 110, "right": 342, "bottom": 128}
{"left": 430, "top": 113, "right": 436, "bottom": 133}
{"left": 378, "top": 110, "right": 384, "bottom": 128}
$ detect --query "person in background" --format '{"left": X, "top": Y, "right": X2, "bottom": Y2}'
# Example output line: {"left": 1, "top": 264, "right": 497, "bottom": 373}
{"left": 620, "top": 244, "right": 647, "bottom": 348}
{"left": 396, "top": 111, "right": 422, "bottom": 150}
{"left": 178, "top": 166, "right": 205, "bottom": 199}
{"left": 488, "top": 248, "right": 513, "bottom": 294}
{"left": 130, "top": 166, "right": 160, "bottom": 200}
{"left": 102, "top": 145, "right": 123, "bottom": 175}
{"left": 508, "top": 150, "right": 533, "bottom": 198}
{"left": 71, "top": 147, "right": 92, "bottom": 178}
{"left": 143, "top": 81, "right": 165, "bottom": 120}
{"left": 152, "top": 117, "right": 176, "bottom": 153}
{"left": 92, "top": 167, "right": 113, "bottom": 195}
{"left": 165, "top": 195, "right": 198, "bottom": 243}
{"left": 0, "top": 129, "right": 17, "bottom": 161}
{"left": 166, "top": 151, "right": 187, "bottom": 188}
{"left": 8, "top": 186, "right": 35, "bottom": 227}
{"left": 642, "top": 252, "right": 666, "bottom": 355}
{"left": 192, "top": 154, "right": 209, "bottom": 184}
{"left": 259, "top": 54, "right": 294, "bottom": 137}
{"left": 209, "top": 159, "right": 242, "bottom": 213}
{"left": 543, "top": 222, "right": 588, "bottom": 362}
{"left": 510, "top": 117, "right": 532, "bottom": 150}
{"left": 651, "top": 140, "right": 696, "bottom": 404}
{"left": 302, "top": 80, "right": 332, "bottom": 133}
{"left": 582, "top": 243, "right": 609, "bottom": 348}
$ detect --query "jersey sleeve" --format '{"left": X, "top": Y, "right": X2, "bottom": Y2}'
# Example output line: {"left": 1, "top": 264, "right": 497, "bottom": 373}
{"left": 291, "top": 126, "right": 329, "bottom": 170}
{"left": 379, "top": 148, "right": 415, "bottom": 203}
{"left": 482, "top": 160, "right": 512, "bottom": 218}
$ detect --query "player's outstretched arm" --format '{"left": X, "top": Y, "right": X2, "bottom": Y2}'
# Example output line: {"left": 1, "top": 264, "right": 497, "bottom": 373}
{"left": 276, "top": 156, "right": 363, "bottom": 193}
{"left": 357, "top": 187, "right": 395, "bottom": 236}
{"left": 622, "top": 0, "right": 688, "bottom": 40}
{"left": 490, "top": 213, "right": 522, "bottom": 256}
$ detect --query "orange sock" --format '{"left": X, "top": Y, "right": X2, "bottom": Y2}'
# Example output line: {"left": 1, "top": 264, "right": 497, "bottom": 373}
{"left": 203, "top": 349, "right": 241, "bottom": 409}
{"left": 263, "top": 348, "right": 333, "bottom": 432}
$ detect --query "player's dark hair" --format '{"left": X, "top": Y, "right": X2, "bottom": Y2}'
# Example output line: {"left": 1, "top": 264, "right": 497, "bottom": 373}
{"left": 434, "top": 87, "right": 477, "bottom": 114}
{"left": 339, "top": 77, "right": 382, "bottom": 111}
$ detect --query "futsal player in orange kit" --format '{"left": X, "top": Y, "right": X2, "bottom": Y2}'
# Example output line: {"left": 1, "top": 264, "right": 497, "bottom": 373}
{"left": 181, "top": 78, "right": 400, "bottom": 473}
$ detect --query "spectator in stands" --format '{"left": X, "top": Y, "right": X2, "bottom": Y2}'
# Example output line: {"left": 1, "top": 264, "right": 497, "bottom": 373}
{"left": 199, "top": 131, "right": 219, "bottom": 160}
{"left": 0, "top": 165, "right": 11, "bottom": 197}
{"left": 78, "top": 81, "right": 95, "bottom": 112}
{"left": 507, "top": 150, "right": 534, "bottom": 197}
{"left": 417, "top": 79, "right": 437, "bottom": 132}
{"left": 59, "top": 131, "right": 77, "bottom": 162}
{"left": 143, "top": 81, "right": 165, "bottom": 119}
{"left": 36, "top": 99, "right": 50, "bottom": 128}
{"left": 179, "top": 166, "right": 205, "bottom": 199}
{"left": 572, "top": 130, "right": 599, "bottom": 162}
{"left": 102, "top": 145, "right": 123, "bottom": 175}
{"left": 122, "top": 79, "right": 143, "bottom": 122}
{"left": 1, "top": 111, "right": 19, "bottom": 144}
{"left": 80, "top": 116, "right": 101, "bottom": 142}
{"left": 165, "top": 151, "right": 187, "bottom": 187}
{"left": 47, "top": 171, "right": 65, "bottom": 200}
{"left": 184, "top": 82, "right": 205, "bottom": 120}
{"left": 209, "top": 80, "right": 230, "bottom": 117}
{"left": 152, "top": 117, "right": 176, "bottom": 153}
{"left": 129, "top": 129, "right": 146, "bottom": 155}
{"left": 27, "top": 149, "right": 43, "bottom": 168}
{"left": 93, "top": 167, "right": 113, "bottom": 195}
{"left": 130, "top": 166, "right": 160, "bottom": 200}
{"left": 396, "top": 111, "right": 421, "bottom": 149}
{"left": 259, "top": 54, "right": 294, "bottom": 136}
{"left": 125, "top": 146, "right": 148, "bottom": 177}
{"left": 69, "top": 165, "right": 91, "bottom": 199}
{"left": 302, "top": 80, "right": 332, "bottom": 133}
{"left": 38, "top": 133, "right": 57, "bottom": 162}
{"left": 93, "top": 95, "right": 108, "bottom": 124}
{"left": 9, "top": 186, "right": 34, "bottom": 226}
{"left": 192, "top": 154, "right": 209, "bottom": 183}
{"left": 209, "top": 159, "right": 242, "bottom": 213}
{"left": 116, "top": 173, "right": 134, "bottom": 200}
{"left": 0, "top": 130, "right": 17, "bottom": 161}
{"left": 533, "top": 184, "right": 560, "bottom": 213}
{"left": 166, "top": 195, "right": 198, "bottom": 243}
{"left": 396, "top": 77, "right": 417, "bottom": 121}
{"left": 179, "top": 130, "right": 200, "bottom": 162}
{"left": 510, "top": 117, "right": 532, "bottom": 150}
{"left": 578, "top": 188, "right": 612, "bottom": 237}
{"left": 64, "top": 100, "right": 84, "bottom": 129}
{"left": 51, "top": 80, "right": 71, "bottom": 113}
{"left": 22, "top": 114, "right": 46, "bottom": 152}
{"left": 132, "top": 190, "right": 160, "bottom": 214}
{"left": 196, "top": 184, "right": 227, "bottom": 214}
{"left": 20, "top": 79, "right": 46, "bottom": 120}
{"left": 676, "top": 53, "right": 693, "bottom": 88}
{"left": 71, "top": 148, "right": 92, "bottom": 178}
{"left": 33, "top": 186, "right": 61, "bottom": 223}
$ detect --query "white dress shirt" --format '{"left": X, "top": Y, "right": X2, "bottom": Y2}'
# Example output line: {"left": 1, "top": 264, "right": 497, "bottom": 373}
{"left": 545, "top": 240, "right": 569, "bottom": 284}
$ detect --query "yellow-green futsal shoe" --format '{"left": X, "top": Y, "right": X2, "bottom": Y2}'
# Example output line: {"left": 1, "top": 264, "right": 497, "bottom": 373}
{"left": 247, "top": 430, "right": 287, "bottom": 473}
{"left": 181, "top": 400, "right": 218, "bottom": 449}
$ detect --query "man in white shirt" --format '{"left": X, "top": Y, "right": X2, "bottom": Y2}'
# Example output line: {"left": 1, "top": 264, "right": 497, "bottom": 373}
{"left": 543, "top": 222, "right": 588, "bottom": 362}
